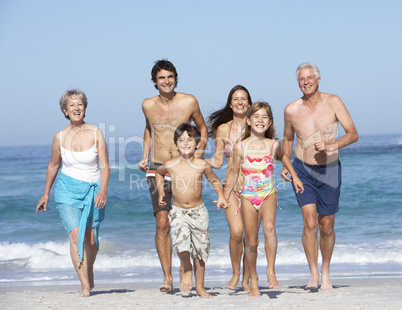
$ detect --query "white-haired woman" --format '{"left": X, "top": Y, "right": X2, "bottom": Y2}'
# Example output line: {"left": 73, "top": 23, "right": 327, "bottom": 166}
{"left": 36, "top": 89, "right": 109, "bottom": 297}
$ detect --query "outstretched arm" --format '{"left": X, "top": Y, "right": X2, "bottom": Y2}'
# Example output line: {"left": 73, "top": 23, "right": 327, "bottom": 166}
{"left": 95, "top": 128, "right": 110, "bottom": 209}
{"left": 275, "top": 141, "right": 303, "bottom": 193}
{"left": 36, "top": 133, "right": 62, "bottom": 213}
{"left": 205, "top": 124, "right": 227, "bottom": 169}
{"left": 281, "top": 106, "right": 295, "bottom": 181}
{"left": 204, "top": 165, "right": 228, "bottom": 209}
{"left": 191, "top": 97, "right": 208, "bottom": 158}
{"left": 223, "top": 141, "right": 242, "bottom": 200}
{"left": 138, "top": 118, "right": 152, "bottom": 172}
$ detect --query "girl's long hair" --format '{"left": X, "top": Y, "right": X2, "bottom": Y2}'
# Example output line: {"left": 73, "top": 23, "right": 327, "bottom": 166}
{"left": 242, "top": 101, "right": 276, "bottom": 140}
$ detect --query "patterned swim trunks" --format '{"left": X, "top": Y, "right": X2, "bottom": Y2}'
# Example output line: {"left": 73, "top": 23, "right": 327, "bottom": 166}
{"left": 168, "top": 203, "right": 210, "bottom": 263}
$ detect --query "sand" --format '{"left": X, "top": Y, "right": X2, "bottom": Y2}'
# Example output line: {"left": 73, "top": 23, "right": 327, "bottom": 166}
{"left": 1, "top": 277, "right": 402, "bottom": 309}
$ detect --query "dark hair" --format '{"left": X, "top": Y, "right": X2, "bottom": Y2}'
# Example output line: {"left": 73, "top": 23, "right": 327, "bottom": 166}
{"left": 207, "top": 85, "right": 252, "bottom": 138}
{"left": 174, "top": 123, "right": 201, "bottom": 144}
{"left": 243, "top": 101, "right": 276, "bottom": 140}
{"left": 151, "top": 59, "right": 178, "bottom": 90}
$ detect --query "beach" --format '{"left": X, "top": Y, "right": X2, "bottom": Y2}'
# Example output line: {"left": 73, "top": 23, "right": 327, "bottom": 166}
{"left": 1, "top": 134, "right": 402, "bottom": 308}
{"left": 1, "top": 277, "right": 402, "bottom": 309}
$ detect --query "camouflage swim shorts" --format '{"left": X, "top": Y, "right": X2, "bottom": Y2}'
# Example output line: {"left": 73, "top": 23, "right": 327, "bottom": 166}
{"left": 169, "top": 203, "right": 210, "bottom": 262}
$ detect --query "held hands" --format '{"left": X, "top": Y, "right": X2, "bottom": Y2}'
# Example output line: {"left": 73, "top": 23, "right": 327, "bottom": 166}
{"left": 214, "top": 196, "right": 229, "bottom": 209}
{"left": 36, "top": 195, "right": 49, "bottom": 213}
{"left": 138, "top": 158, "right": 149, "bottom": 172}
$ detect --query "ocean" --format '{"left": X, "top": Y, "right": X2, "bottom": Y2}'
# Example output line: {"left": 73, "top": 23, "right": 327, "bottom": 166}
{"left": 1, "top": 134, "right": 401, "bottom": 288}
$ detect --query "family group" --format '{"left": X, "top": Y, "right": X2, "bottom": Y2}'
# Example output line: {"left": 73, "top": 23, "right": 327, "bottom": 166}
{"left": 36, "top": 60, "right": 358, "bottom": 298}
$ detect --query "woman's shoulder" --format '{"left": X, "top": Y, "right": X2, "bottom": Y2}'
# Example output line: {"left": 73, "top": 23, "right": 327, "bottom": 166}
{"left": 216, "top": 121, "right": 232, "bottom": 136}
{"left": 59, "top": 125, "right": 72, "bottom": 135}
{"left": 84, "top": 123, "right": 98, "bottom": 131}
{"left": 53, "top": 130, "right": 62, "bottom": 143}
{"left": 233, "top": 139, "right": 244, "bottom": 152}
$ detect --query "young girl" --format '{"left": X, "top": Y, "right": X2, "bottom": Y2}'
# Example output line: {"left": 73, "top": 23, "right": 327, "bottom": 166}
{"left": 224, "top": 101, "right": 304, "bottom": 297}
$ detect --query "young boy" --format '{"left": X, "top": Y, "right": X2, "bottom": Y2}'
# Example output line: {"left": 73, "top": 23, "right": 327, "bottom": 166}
{"left": 155, "top": 123, "right": 228, "bottom": 298}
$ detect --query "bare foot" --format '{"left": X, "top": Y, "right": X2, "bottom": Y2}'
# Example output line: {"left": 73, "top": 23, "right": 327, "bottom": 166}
{"left": 79, "top": 289, "right": 90, "bottom": 297}
{"left": 242, "top": 279, "right": 250, "bottom": 292}
{"left": 305, "top": 274, "right": 319, "bottom": 290}
{"left": 159, "top": 281, "right": 174, "bottom": 293}
{"left": 89, "top": 271, "right": 94, "bottom": 290}
{"left": 179, "top": 270, "right": 193, "bottom": 293}
{"left": 179, "top": 265, "right": 184, "bottom": 282}
{"left": 321, "top": 270, "right": 333, "bottom": 290}
{"left": 226, "top": 274, "right": 240, "bottom": 290}
{"left": 196, "top": 287, "right": 213, "bottom": 298}
{"left": 267, "top": 272, "right": 281, "bottom": 289}
{"left": 248, "top": 278, "right": 260, "bottom": 297}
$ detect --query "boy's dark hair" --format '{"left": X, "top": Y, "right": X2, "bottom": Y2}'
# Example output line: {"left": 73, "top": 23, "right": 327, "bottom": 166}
{"left": 151, "top": 59, "right": 178, "bottom": 90}
{"left": 174, "top": 123, "right": 201, "bottom": 144}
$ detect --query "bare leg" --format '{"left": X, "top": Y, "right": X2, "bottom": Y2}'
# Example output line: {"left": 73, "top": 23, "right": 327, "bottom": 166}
{"left": 84, "top": 228, "right": 98, "bottom": 290}
{"left": 224, "top": 193, "right": 244, "bottom": 290}
{"left": 193, "top": 258, "right": 212, "bottom": 298}
{"left": 179, "top": 264, "right": 184, "bottom": 285}
{"left": 301, "top": 204, "right": 320, "bottom": 290}
{"left": 177, "top": 251, "right": 193, "bottom": 293}
{"left": 155, "top": 211, "right": 173, "bottom": 292}
{"left": 260, "top": 195, "right": 281, "bottom": 289}
{"left": 68, "top": 227, "right": 91, "bottom": 297}
{"left": 241, "top": 199, "right": 261, "bottom": 297}
{"left": 241, "top": 239, "right": 250, "bottom": 292}
{"left": 319, "top": 214, "right": 335, "bottom": 290}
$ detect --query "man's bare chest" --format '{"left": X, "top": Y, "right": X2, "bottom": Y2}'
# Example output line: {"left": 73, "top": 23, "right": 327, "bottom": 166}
{"left": 148, "top": 107, "right": 191, "bottom": 127}
{"left": 293, "top": 106, "right": 336, "bottom": 134}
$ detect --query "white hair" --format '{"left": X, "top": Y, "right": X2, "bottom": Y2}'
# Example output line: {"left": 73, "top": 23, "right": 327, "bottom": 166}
{"left": 296, "top": 63, "right": 321, "bottom": 80}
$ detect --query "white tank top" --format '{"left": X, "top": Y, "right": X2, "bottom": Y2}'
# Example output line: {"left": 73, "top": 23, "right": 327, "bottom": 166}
{"left": 60, "top": 128, "right": 101, "bottom": 183}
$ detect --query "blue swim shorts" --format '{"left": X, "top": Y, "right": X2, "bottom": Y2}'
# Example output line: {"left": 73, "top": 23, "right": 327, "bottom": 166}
{"left": 291, "top": 158, "right": 342, "bottom": 215}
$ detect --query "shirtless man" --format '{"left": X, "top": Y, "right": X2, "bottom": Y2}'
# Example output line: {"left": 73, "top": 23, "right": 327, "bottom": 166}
{"left": 281, "top": 63, "right": 358, "bottom": 290}
{"left": 138, "top": 60, "right": 208, "bottom": 292}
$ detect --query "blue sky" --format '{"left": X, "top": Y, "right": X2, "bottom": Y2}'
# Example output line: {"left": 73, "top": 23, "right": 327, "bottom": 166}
{"left": 0, "top": 0, "right": 401, "bottom": 146}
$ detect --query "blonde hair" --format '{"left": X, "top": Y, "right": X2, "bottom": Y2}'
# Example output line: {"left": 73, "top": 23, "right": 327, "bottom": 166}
{"left": 59, "top": 89, "right": 88, "bottom": 120}
{"left": 242, "top": 101, "right": 276, "bottom": 140}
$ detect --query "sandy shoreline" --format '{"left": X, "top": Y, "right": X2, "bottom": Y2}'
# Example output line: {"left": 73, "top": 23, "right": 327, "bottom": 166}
{"left": 1, "top": 277, "right": 402, "bottom": 309}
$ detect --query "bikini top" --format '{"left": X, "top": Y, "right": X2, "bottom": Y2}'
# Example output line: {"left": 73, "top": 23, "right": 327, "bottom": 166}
{"left": 60, "top": 128, "right": 100, "bottom": 183}
{"left": 224, "top": 122, "right": 241, "bottom": 157}
{"left": 224, "top": 139, "right": 234, "bottom": 157}
{"left": 240, "top": 141, "right": 275, "bottom": 184}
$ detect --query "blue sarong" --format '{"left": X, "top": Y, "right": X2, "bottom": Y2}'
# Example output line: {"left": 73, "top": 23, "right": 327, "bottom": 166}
{"left": 55, "top": 172, "right": 105, "bottom": 262}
